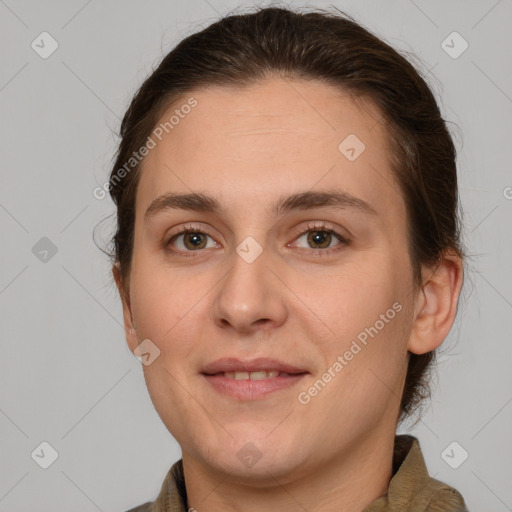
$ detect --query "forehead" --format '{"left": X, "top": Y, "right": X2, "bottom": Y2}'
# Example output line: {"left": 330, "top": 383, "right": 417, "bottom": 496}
{"left": 135, "top": 77, "right": 404, "bottom": 224}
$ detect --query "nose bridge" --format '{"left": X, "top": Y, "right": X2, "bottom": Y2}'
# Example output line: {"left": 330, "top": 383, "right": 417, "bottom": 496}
{"left": 210, "top": 235, "right": 287, "bottom": 332}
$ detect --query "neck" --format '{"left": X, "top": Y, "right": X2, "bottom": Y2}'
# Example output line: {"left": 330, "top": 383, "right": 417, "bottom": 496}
{"left": 182, "top": 428, "right": 395, "bottom": 512}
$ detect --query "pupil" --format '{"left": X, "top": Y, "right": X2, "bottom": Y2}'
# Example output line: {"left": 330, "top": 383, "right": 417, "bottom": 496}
{"left": 186, "top": 233, "right": 205, "bottom": 249}
{"left": 309, "top": 230, "right": 330, "bottom": 248}
{"left": 313, "top": 232, "right": 324, "bottom": 243}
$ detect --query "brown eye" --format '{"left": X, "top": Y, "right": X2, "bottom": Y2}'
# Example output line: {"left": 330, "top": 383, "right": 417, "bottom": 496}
{"left": 294, "top": 226, "right": 348, "bottom": 252}
{"left": 306, "top": 230, "right": 333, "bottom": 249}
{"left": 183, "top": 232, "right": 207, "bottom": 250}
{"left": 168, "top": 230, "right": 217, "bottom": 252}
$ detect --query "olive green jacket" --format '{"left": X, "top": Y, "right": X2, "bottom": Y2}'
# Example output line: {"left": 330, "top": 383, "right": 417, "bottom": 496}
{"left": 126, "top": 435, "right": 467, "bottom": 512}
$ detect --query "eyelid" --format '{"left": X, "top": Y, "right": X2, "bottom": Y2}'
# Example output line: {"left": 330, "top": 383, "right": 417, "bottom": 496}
{"left": 164, "top": 222, "right": 220, "bottom": 250}
{"left": 290, "top": 220, "right": 349, "bottom": 242}
{"left": 165, "top": 222, "right": 217, "bottom": 239}
{"left": 288, "top": 221, "right": 350, "bottom": 253}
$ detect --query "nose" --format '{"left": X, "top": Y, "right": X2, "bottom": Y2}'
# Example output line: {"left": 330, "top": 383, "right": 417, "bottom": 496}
{"left": 210, "top": 242, "right": 288, "bottom": 335}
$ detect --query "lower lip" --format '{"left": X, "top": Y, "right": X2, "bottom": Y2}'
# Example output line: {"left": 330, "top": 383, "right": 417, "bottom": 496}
{"left": 202, "top": 373, "right": 307, "bottom": 400}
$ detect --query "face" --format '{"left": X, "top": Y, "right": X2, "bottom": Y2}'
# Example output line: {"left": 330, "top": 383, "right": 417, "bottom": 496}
{"left": 119, "top": 77, "right": 420, "bottom": 481}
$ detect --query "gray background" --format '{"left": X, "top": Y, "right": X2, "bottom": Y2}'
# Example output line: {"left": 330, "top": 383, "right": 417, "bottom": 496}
{"left": 1, "top": 0, "right": 511, "bottom": 510}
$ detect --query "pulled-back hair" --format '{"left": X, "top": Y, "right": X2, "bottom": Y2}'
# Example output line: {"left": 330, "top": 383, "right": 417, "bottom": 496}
{"left": 105, "top": 6, "right": 465, "bottom": 421}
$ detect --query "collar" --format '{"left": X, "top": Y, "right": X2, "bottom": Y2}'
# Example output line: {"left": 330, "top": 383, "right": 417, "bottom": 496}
{"left": 137, "top": 435, "right": 466, "bottom": 512}
{"left": 363, "top": 435, "right": 467, "bottom": 511}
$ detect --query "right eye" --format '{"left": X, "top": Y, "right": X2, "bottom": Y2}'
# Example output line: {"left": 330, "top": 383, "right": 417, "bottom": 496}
{"left": 166, "top": 227, "right": 220, "bottom": 254}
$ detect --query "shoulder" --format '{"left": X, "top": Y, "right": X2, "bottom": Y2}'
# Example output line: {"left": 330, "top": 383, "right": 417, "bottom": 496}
{"left": 123, "top": 459, "right": 186, "bottom": 512}
{"left": 387, "top": 435, "right": 468, "bottom": 512}
{"left": 425, "top": 478, "right": 468, "bottom": 512}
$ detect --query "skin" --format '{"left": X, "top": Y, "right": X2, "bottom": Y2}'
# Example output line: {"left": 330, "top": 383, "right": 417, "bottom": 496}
{"left": 113, "top": 77, "right": 463, "bottom": 512}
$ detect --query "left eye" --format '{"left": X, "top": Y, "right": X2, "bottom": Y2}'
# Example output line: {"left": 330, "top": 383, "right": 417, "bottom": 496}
{"left": 293, "top": 227, "right": 347, "bottom": 250}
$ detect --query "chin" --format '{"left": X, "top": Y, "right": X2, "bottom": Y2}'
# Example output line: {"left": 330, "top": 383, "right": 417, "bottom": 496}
{"left": 196, "top": 428, "right": 310, "bottom": 481}
{"left": 208, "top": 449, "right": 306, "bottom": 484}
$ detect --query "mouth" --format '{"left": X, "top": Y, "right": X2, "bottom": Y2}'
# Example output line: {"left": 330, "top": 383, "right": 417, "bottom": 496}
{"left": 201, "top": 357, "right": 309, "bottom": 400}
{"left": 214, "top": 370, "right": 299, "bottom": 380}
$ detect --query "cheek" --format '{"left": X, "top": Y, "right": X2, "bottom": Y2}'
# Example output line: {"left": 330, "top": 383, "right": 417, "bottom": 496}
{"left": 300, "top": 297, "right": 409, "bottom": 431}
{"left": 304, "top": 255, "right": 409, "bottom": 388}
{"left": 130, "top": 246, "right": 184, "bottom": 328}
{"left": 131, "top": 280, "right": 181, "bottom": 341}
{"left": 129, "top": 259, "right": 211, "bottom": 365}
{"left": 301, "top": 254, "right": 401, "bottom": 339}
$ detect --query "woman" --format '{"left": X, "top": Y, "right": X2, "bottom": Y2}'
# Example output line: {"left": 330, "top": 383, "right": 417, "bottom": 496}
{"left": 107, "top": 6, "right": 467, "bottom": 511}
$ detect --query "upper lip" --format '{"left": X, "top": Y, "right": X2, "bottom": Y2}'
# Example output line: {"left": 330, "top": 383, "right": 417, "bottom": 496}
{"left": 201, "top": 357, "right": 308, "bottom": 375}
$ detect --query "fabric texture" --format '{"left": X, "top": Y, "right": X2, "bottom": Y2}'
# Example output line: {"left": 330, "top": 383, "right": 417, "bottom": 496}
{"left": 125, "top": 434, "right": 467, "bottom": 512}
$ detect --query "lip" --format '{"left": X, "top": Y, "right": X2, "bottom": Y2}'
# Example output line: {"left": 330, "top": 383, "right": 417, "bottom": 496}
{"left": 201, "top": 357, "right": 308, "bottom": 375}
{"left": 202, "top": 373, "right": 307, "bottom": 401}
{"left": 201, "top": 357, "right": 309, "bottom": 401}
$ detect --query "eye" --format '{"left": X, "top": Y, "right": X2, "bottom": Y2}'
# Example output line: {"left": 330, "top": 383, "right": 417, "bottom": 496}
{"left": 165, "top": 224, "right": 219, "bottom": 255}
{"left": 291, "top": 222, "right": 350, "bottom": 254}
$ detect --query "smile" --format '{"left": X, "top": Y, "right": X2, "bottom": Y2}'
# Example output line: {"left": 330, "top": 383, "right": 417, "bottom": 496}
{"left": 202, "top": 372, "right": 308, "bottom": 400}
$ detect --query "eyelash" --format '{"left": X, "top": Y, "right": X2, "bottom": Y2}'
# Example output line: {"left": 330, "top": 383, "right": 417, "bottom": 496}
{"left": 164, "top": 222, "right": 350, "bottom": 258}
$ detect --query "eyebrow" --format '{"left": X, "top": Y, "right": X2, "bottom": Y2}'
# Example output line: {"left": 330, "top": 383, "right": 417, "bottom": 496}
{"left": 144, "top": 189, "right": 377, "bottom": 220}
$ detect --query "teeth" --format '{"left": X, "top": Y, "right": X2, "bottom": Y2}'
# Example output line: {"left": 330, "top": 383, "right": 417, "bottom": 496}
{"left": 223, "top": 370, "right": 281, "bottom": 380}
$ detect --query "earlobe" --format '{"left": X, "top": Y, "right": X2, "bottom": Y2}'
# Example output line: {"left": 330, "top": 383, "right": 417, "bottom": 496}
{"left": 407, "top": 253, "right": 464, "bottom": 355}
{"left": 112, "top": 263, "right": 139, "bottom": 354}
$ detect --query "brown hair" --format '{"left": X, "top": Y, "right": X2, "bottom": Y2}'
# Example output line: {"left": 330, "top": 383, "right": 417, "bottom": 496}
{"left": 104, "top": 6, "right": 466, "bottom": 422}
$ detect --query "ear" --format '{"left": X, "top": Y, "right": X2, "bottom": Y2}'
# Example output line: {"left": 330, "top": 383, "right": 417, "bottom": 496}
{"left": 407, "top": 251, "right": 464, "bottom": 355}
{"left": 112, "top": 263, "right": 139, "bottom": 354}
